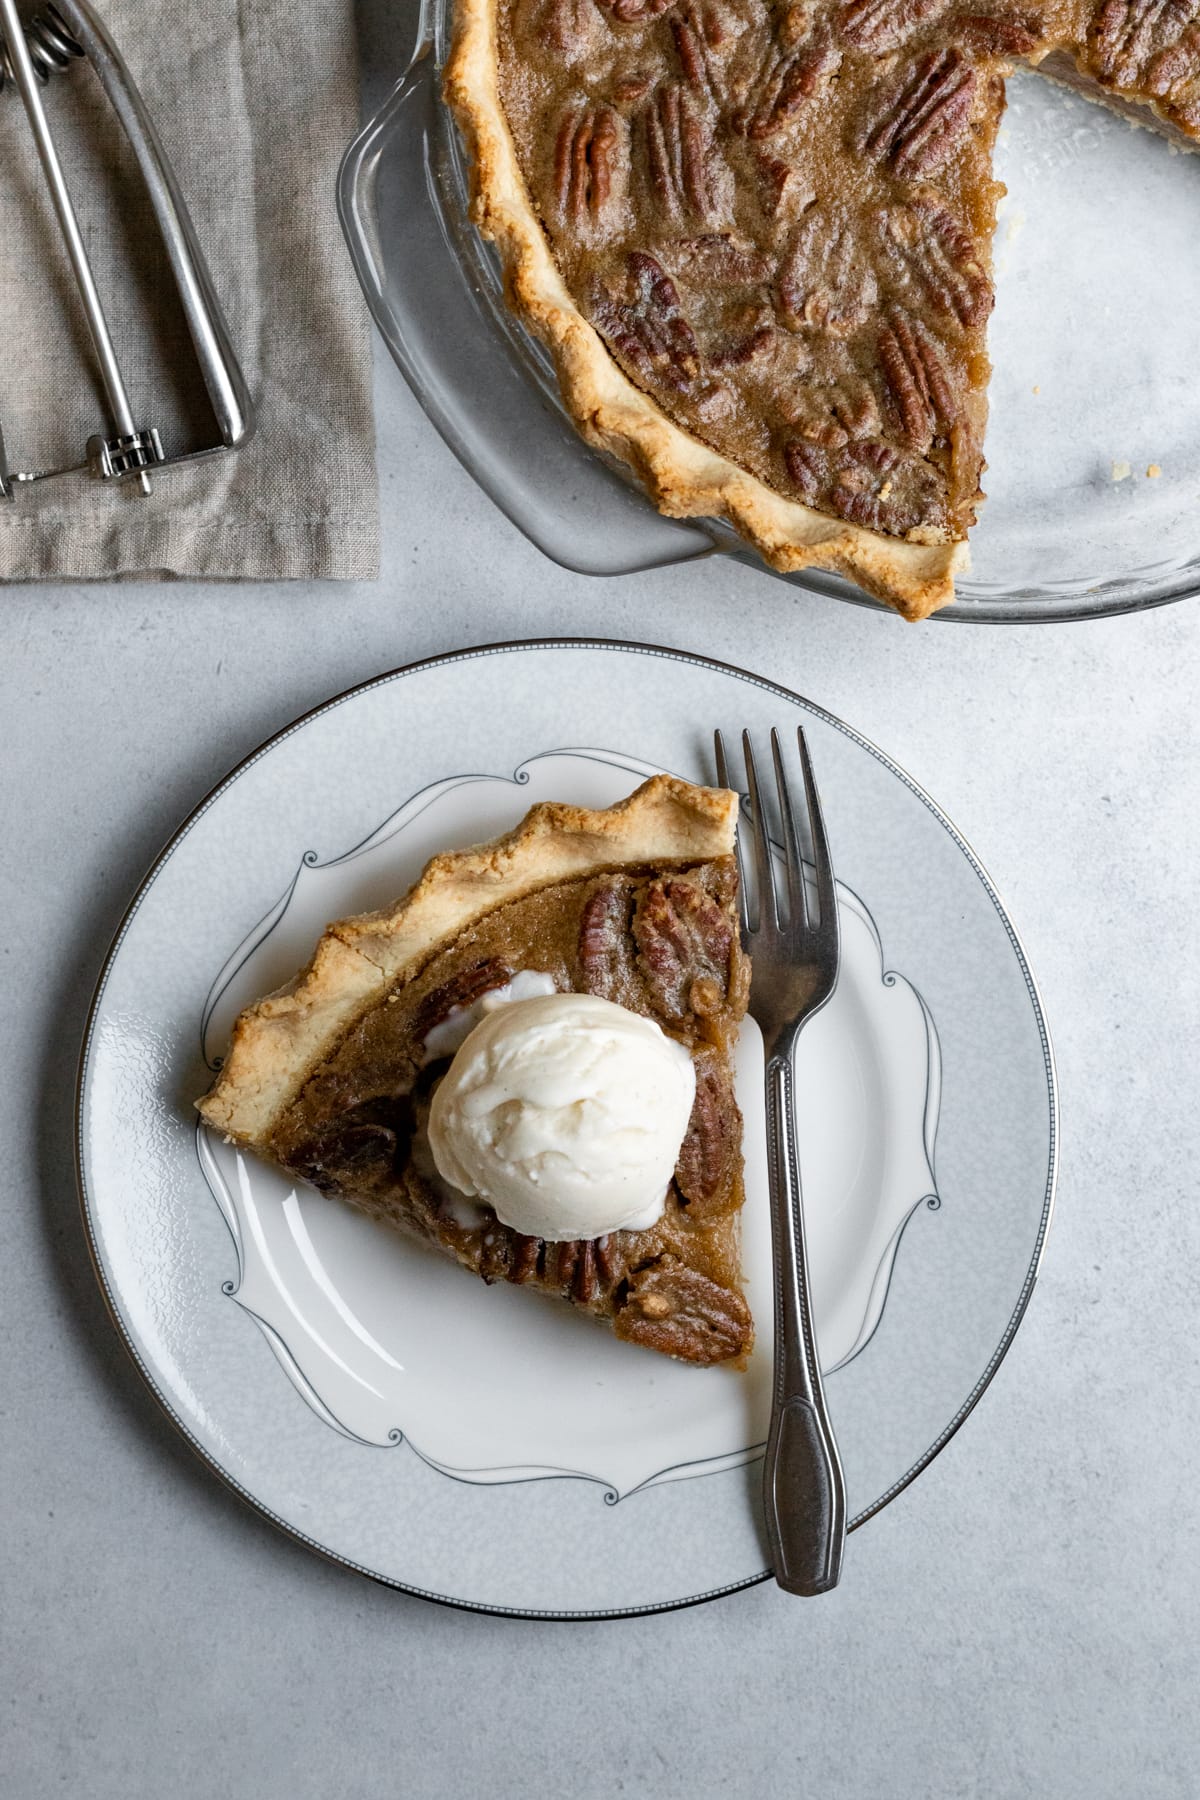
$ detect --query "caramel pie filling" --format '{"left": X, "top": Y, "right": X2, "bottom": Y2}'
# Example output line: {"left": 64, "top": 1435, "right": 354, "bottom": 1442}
{"left": 490, "top": 0, "right": 1199, "bottom": 546}
{"left": 265, "top": 859, "right": 756, "bottom": 1365}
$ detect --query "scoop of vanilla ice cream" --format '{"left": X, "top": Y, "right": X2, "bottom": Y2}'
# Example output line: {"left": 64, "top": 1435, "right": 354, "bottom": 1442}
{"left": 427, "top": 992, "right": 696, "bottom": 1241}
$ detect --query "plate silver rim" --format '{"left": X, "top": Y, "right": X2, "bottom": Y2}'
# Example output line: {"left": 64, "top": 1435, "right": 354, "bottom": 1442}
{"left": 74, "top": 637, "right": 1060, "bottom": 1618}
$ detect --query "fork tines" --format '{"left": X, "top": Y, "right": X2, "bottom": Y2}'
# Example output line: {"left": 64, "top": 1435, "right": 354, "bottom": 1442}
{"left": 714, "top": 727, "right": 838, "bottom": 960}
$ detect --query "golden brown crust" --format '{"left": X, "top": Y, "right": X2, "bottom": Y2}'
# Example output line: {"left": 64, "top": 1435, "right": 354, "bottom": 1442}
{"left": 198, "top": 776, "right": 737, "bottom": 1144}
{"left": 442, "top": 0, "right": 967, "bottom": 622}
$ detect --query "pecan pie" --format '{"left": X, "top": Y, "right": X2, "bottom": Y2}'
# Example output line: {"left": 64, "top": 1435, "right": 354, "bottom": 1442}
{"left": 198, "top": 778, "right": 756, "bottom": 1366}
{"left": 444, "top": 0, "right": 1199, "bottom": 617}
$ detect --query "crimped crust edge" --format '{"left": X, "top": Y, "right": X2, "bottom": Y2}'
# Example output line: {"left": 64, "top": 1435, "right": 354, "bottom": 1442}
{"left": 197, "top": 776, "right": 737, "bottom": 1143}
{"left": 441, "top": 0, "right": 968, "bottom": 621}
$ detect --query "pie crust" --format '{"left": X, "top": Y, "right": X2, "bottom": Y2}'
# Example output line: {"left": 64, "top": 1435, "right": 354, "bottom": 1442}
{"left": 198, "top": 776, "right": 756, "bottom": 1366}
{"left": 445, "top": 0, "right": 1199, "bottom": 619}
{"left": 444, "top": 0, "right": 967, "bottom": 621}
{"left": 199, "top": 774, "right": 736, "bottom": 1142}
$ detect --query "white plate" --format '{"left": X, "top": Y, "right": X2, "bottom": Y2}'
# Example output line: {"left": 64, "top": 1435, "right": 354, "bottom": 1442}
{"left": 77, "top": 640, "right": 1057, "bottom": 1616}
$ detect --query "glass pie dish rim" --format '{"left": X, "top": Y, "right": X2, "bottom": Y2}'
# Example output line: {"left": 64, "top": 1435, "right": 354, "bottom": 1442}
{"left": 338, "top": 3, "right": 1200, "bottom": 624}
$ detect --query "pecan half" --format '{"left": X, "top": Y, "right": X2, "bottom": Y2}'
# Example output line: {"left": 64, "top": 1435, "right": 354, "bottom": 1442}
{"left": 855, "top": 47, "right": 977, "bottom": 177}
{"left": 415, "top": 961, "right": 512, "bottom": 1045}
{"left": 641, "top": 82, "right": 718, "bottom": 222}
{"left": 784, "top": 435, "right": 827, "bottom": 502}
{"left": 1143, "top": 21, "right": 1200, "bottom": 97}
{"left": 537, "top": 0, "right": 605, "bottom": 53}
{"left": 1088, "top": 0, "right": 1190, "bottom": 83}
{"left": 787, "top": 435, "right": 948, "bottom": 534}
{"left": 289, "top": 1094, "right": 414, "bottom": 1194}
{"left": 578, "top": 880, "right": 636, "bottom": 999}
{"left": 556, "top": 1238, "right": 594, "bottom": 1303}
{"left": 613, "top": 70, "right": 653, "bottom": 104}
{"left": 634, "top": 877, "right": 734, "bottom": 1022}
{"left": 591, "top": 252, "right": 706, "bottom": 395}
{"left": 878, "top": 307, "right": 957, "bottom": 450}
{"left": 516, "top": 1235, "right": 622, "bottom": 1303}
{"left": 671, "top": 232, "right": 772, "bottom": 284}
{"left": 554, "top": 104, "right": 622, "bottom": 226}
{"left": 753, "top": 150, "right": 793, "bottom": 215}
{"left": 829, "top": 438, "right": 912, "bottom": 529}
{"left": 507, "top": 1234, "right": 542, "bottom": 1284}
{"left": 671, "top": 1, "right": 727, "bottom": 96}
{"left": 950, "top": 9, "right": 1043, "bottom": 55}
{"left": 779, "top": 373, "right": 882, "bottom": 447}
{"left": 1173, "top": 85, "right": 1200, "bottom": 127}
{"left": 777, "top": 209, "right": 879, "bottom": 336}
{"left": 414, "top": 958, "right": 512, "bottom": 1043}
{"left": 881, "top": 198, "right": 992, "bottom": 330}
{"left": 595, "top": 0, "right": 677, "bottom": 20}
{"left": 839, "top": 0, "right": 951, "bottom": 54}
{"left": 674, "top": 1048, "right": 741, "bottom": 1221}
{"left": 709, "top": 317, "right": 776, "bottom": 368}
{"left": 667, "top": 248, "right": 776, "bottom": 365}
{"left": 615, "top": 1258, "right": 753, "bottom": 1362}
{"left": 733, "top": 30, "right": 842, "bottom": 137}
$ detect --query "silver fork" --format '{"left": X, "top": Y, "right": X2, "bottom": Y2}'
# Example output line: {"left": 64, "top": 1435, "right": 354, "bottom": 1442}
{"left": 715, "top": 726, "right": 847, "bottom": 1596}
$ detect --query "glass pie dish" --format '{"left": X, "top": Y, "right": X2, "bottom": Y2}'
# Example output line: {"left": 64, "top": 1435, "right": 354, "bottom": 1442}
{"left": 339, "top": 0, "right": 1200, "bottom": 621}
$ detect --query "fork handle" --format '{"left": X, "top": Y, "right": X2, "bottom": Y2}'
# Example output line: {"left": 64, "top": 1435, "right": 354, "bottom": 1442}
{"left": 761, "top": 1051, "right": 847, "bottom": 1596}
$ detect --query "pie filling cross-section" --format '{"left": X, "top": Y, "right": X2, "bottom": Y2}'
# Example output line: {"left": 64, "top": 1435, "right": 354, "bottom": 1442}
{"left": 198, "top": 777, "right": 757, "bottom": 1367}
{"left": 444, "top": 0, "right": 1200, "bottom": 617}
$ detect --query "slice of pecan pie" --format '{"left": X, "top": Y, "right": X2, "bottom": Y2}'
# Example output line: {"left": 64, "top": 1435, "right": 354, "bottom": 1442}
{"left": 444, "top": 0, "right": 1199, "bottom": 617}
{"left": 198, "top": 777, "right": 755, "bottom": 1366}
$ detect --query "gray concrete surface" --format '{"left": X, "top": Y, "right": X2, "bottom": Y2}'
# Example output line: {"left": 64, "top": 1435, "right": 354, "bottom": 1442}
{"left": 3, "top": 341, "right": 1199, "bottom": 1797}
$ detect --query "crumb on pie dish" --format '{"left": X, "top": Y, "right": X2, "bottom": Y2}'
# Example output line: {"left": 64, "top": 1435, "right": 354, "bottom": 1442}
{"left": 443, "top": 0, "right": 1200, "bottom": 618}
{"left": 197, "top": 777, "right": 756, "bottom": 1367}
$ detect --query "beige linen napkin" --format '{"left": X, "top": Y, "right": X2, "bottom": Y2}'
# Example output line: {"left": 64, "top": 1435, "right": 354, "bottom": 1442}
{"left": 0, "top": 0, "right": 378, "bottom": 580}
